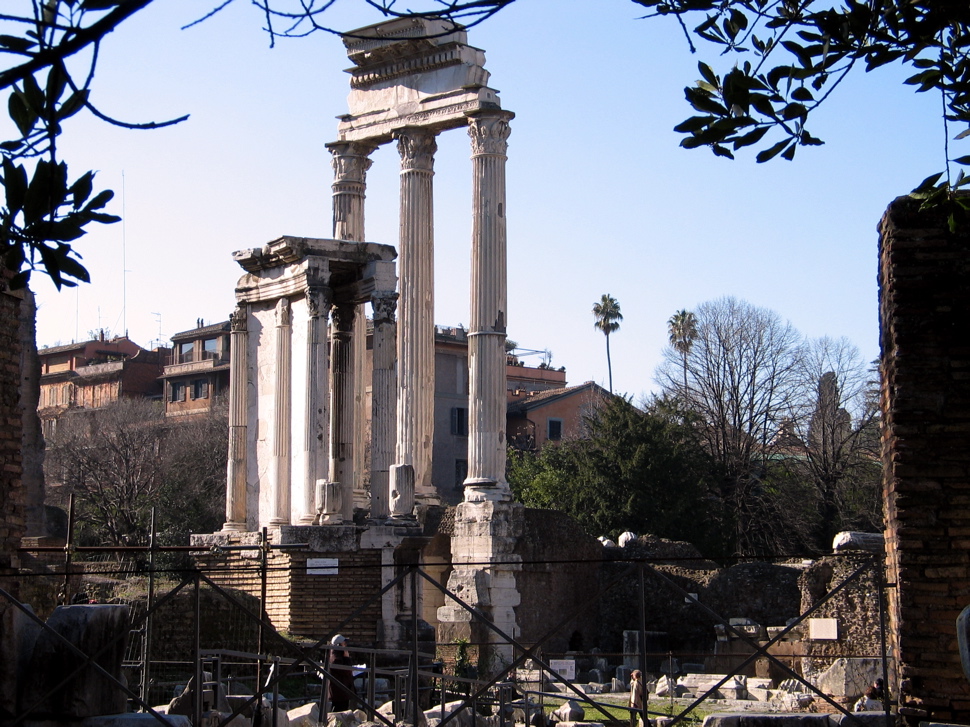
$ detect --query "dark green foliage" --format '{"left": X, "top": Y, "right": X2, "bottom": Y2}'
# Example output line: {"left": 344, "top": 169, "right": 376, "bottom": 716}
{"left": 508, "top": 396, "right": 729, "bottom": 557}
{"left": 629, "top": 0, "right": 970, "bottom": 220}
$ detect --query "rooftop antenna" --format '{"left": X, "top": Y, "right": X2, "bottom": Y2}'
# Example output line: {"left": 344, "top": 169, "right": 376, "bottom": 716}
{"left": 121, "top": 170, "right": 127, "bottom": 336}
{"left": 151, "top": 312, "right": 162, "bottom": 349}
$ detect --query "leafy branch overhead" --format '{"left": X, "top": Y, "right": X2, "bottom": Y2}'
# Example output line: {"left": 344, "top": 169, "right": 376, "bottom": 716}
{"left": 630, "top": 0, "right": 970, "bottom": 224}
{"left": 0, "top": 0, "right": 186, "bottom": 290}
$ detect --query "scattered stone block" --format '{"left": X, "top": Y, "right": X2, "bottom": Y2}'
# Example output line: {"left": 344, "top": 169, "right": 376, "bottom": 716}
{"left": 813, "top": 658, "right": 881, "bottom": 699}
{"left": 550, "top": 700, "right": 584, "bottom": 723}
{"left": 79, "top": 715, "right": 193, "bottom": 726}
{"left": 21, "top": 604, "right": 130, "bottom": 719}
{"left": 831, "top": 532, "right": 883, "bottom": 554}
{"left": 289, "top": 701, "right": 322, "bottom": 726}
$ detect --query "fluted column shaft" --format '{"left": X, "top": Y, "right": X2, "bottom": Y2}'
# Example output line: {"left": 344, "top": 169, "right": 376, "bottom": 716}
{"left": 370, "top": 293, "right": 398, "bottom": 520}
{"left": 330, "top": 303, "right": 356, "bottom": 521}
{"left": 301, "top": 288, "right": 331, "bottom": 524}
{"left": 224, "top": 305, "right": 249, "bottom": 531}
{"left": 465, "top": 111, "right": 514, "bottom": 501}
{"left": 329, "top": 141, "right": 375, "bottom": 515}
{"left": 394, "top": 127, "right": 438, "bottom": 503}
{"left": 271, "top": 298, "right": 293, "bottom": 524}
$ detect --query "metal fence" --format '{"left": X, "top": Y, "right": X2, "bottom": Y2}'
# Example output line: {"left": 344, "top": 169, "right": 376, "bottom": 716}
{"left": 6, "top": 512, "right": 894, "bottom": 727}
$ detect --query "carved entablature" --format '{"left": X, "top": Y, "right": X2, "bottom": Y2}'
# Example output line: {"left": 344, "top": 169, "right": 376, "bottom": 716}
{"left": 468, "top": 111, "right": 514, "bottom": 157}
{"left": 395, "top": 128, "right": 438, "bottom": 173}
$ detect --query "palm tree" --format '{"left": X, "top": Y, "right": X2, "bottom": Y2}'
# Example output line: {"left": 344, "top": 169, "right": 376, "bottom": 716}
{"left": 667, "top": 309, "right": 697, "bottom": 396}
{"left": 592, "top": 294, "right": 623, "bottom": 394}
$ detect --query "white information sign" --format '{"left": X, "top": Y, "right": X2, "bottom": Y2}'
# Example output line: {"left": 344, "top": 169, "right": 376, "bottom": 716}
{"left": 548, "top": 659, "right": 576, "bottom": 681}
{"left": 307, "top": 558, "right": 339, "bottom": 575}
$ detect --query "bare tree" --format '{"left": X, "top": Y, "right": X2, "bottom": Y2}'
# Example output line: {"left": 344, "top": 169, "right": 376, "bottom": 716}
{"left": 47, "top": 398, "right": 167, "bottom": 546}
{"left": 656, "top": 296, "right": 803, "bottom": 555}
{"left": 46, "top": 397, "right": 227, "bottom": 547}
{"left": 785, "top": 337, "right": 882, "bottom": 549}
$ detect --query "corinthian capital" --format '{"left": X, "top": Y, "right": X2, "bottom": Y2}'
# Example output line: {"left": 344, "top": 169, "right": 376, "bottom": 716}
{"left": 395, "top": 128, "right": 437, "bottom": 172}
{"left": 331, "top": 302, "right": 356, "bottom": 332}
{"left": 305, "top": 288, "right": 332, "bottom": 319}
{"left": 467, "top": 111, "right": 514, "bottom": 156}
{"left": 371, "top": 293, "right": 398, "bottom": 325}
{"left": 328, "top": 141, "right": 376, "bottom": 185}
{"left": 275, "top": 297, "right": 291, "bottom": 327}
{"left": 230, "top": 305, "right": 248, "bottom": 332}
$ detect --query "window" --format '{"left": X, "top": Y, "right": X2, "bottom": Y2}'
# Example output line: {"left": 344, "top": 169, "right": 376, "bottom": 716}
{"left": 170, "top": 382, "right": 185, "bottom": 403}
{"left": 192, "top": 379, "right": 209, "bottom": 400}
{"left": 179, "top": 342, "right": 194, "bottom": 362}
{"left": 203, "top": 338, "right": 219, "bottom": 359}
{"left": 455, "top": 459, "right": 468, "bottom": 489}
{"left": 451, "top": 407, "right": 468, "bottom": 436}
{"left": 548, "top": 418, "right": 563, "bottom": 441}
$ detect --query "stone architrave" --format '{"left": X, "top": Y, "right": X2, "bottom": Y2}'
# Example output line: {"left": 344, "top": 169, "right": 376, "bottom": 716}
{"left": 464, "top": 110, "right": 514, "bottom": 501}
{"left": 394, "top": 127, "right": 438, "bottom": 504}
{"left": 330, "top": 302, "right": 357, "bottom": 521}
{"left": 370, "top": 292, "right": 398, "bottom": 520}
{"left": 270, "top": 297, "right": 293, "bottom": 525}
{"left": 300, "top": 287, "right": 331, "bottom": 524}
{"left": 223, "top": 305, "right": 249, "bottom": 531}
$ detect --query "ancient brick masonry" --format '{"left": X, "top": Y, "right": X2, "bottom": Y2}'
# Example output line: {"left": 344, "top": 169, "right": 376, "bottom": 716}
{"left": 879, "top": 196, "right": 970, "bottom": 723}
{"left": 0, "top": 285, "right": 24, "bottom": 593}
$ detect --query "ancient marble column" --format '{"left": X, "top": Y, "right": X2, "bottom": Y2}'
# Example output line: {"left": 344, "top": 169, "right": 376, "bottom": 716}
{"left": 270, "top": 298, "right": 293, "bottom": 525}
{"left": 330, "top": 302, "right": 357, "bottom": 521}
{"left": 328, "top": 141, "right": 375, "bottom": 243}
{"left": 464, "top": 110, "right": 514, "bottom": 501}
{"left": 393, "top": 127, "right": 438, "bottom": 505}
{"left": 371, "top": 292, "right": 398, "bottom": 521}
{"left": 329, "top": 141, "right": 375, "bottom": 515}
{"left": 301, "top": 287, "right": 331, "bottom": 524}
{"left": 223, "top": 305, "right": 249, "bottom": 531}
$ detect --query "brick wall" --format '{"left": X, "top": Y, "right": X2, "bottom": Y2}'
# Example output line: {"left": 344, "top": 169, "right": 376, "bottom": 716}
{"left": 196, "top": 537, "right": 382, "bottom": 645}
{"left": 0, "top": 286, "right": 24, "bottom": 594}
{"left": 879, "top": 196, "right": 970, "bottom": 723}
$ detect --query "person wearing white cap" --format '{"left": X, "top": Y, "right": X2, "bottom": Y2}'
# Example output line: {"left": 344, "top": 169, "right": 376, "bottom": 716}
{"left": 328, "top": 634, "right": 355, "bottom": 711}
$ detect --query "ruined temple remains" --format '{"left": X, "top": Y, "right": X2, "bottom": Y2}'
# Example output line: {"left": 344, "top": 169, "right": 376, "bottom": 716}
{"left": 197, "top": 17, "right": 523, "bottom": 655}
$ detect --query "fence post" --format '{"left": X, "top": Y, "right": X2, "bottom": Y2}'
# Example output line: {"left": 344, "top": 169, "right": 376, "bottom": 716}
{"left": 140, "top": 507, "right": 156, "bottom": 709}
{"left": 877, "top": 558, "right": 893, "bottom": 727}
{"left": 194, "top": 572, "right": 202, "bottom": 727}
{"left": 639, "top": 563, "right": 647, "bottom": 727}
{"left": 412, "top": 565, "right": 420, "bottom": 721}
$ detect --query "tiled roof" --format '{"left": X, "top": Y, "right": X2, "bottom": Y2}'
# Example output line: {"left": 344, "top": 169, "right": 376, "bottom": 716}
{"left": 507, "top": 381, "right": 608, "bottom": 414}
{"left": 38, "top": 339, "right": 97, "bottom": 355}
{"left": 171, "top": 320, "right": 231, "bottom": 341}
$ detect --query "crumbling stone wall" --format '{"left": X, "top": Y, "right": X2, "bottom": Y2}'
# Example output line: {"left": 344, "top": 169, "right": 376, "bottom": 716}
{"left": 879, "top": 195, "right": 970, "bottom": 723}
{"left": 798, "top": 553, "right": 884, "bottom": 679}
{"left": 596, "top": 536, "right": 802, "bottom": 654}
{"left": 0, "top": 285, "right": 25, "bottom": 595}
{"left": 513, "top": 508, "right": 602, "bottom": 653}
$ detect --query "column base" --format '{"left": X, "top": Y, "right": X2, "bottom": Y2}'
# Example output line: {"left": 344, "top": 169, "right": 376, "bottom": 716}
{"left": 463, "top": 478, "right": 512, "bottom": 503}
{"left": 317, "top": 514, "right": 344, "bottom": 525}
{"left": 221, "top": 522, "right": 248, "bottom": 533}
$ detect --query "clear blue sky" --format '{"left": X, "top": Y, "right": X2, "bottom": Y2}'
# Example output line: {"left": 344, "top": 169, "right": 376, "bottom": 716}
{"left": 27, "top": 0, "right": 945, "bottom": 400}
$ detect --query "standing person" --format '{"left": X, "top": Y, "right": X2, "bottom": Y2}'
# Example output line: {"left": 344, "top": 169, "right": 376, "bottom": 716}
{"left": 629, "top": 670, "right": 645, "bottom": 727}
{"left": 328, "top": 634, "right": 356, "bottom": 712}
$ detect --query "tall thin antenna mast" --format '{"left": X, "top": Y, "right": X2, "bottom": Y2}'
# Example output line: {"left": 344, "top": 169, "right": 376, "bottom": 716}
{"left": 122, "top": 170, "right": 127, "bottom": 336}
